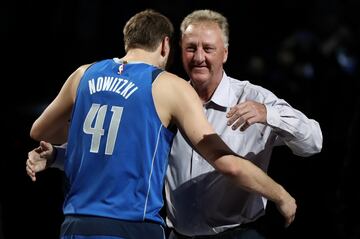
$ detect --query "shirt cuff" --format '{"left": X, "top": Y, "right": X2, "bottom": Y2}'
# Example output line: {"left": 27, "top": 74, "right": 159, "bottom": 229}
{"left": 51, "top": 144, "right": 66, "bottom": 171}
{"left": 265, "top": 105, "right": 281, "bottom": 128}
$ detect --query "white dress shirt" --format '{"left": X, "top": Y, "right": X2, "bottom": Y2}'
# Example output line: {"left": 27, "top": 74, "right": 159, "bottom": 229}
{"left": 165, "top": 72, "right": 323, "bottom": 236}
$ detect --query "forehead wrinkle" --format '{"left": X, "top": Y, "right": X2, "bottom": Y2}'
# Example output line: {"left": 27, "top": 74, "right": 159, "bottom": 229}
{"left": 183, "top": 23, "right": 221, "bottom": 47}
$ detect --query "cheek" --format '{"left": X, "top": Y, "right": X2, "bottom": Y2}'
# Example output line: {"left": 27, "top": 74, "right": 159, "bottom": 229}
{"left": 182, "top": 53, "right": 192, "bottom": 64}
{"left": 212, "top": 54, "right": 226, "bottom": 66}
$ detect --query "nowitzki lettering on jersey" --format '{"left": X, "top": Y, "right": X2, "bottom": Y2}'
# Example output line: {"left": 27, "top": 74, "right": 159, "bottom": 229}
{"left": 88, "top": 76, "right": 138, "bottom": 99}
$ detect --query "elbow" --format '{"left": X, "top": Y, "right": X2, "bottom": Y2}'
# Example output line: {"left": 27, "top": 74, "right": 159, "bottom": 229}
{"left": 225, "top": 164, "right": 243, "bottom": 178}
{"left": 309, "top": 129, "right": 323, "bottom": 154}
{"left": 296, "top": 142, "right": 322, "bottom": 157}
{"left": 307, "top": 123, "right": 323, "bottom": 154}
{"left": 308, "top": 136, "right": 324, "bottom": 155}
{"left": 315, "top": 132, "right": 323, "bottom": 153}
{"left": 313, "top": 140, "right": 323, "bottom": 154}
{"left": 30, "top": 131, "right": 41, "bottom": 141}
{"left": 218, "top": 159, "right": 254, "bottom": 192}
{"left": 30, "top": 128, "right": 40, "bottom": 141}
{"left": 216, "top": 156, "right": 244, "bottom": 178}
{"left": 30, "top": 122, "right": 42, "bottom": 141}
{"left": 220, "top": 166, "right": 239, "bottom": 178}
{"left": 292, "top": 131, "right": 323, "bottom": 157}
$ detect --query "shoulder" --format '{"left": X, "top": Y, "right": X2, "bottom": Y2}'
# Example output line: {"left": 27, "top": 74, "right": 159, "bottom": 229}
{"left": 64, "top": 63, "right": 93, "bottom": 94}
{"left": 77, "top": 64, "right": 92, "bottom": 74}
{"left": 76, "top": 59, "right": 112, "bottom": 76}
{"left": 228, "top": 76, "right": 276, "bottom": 101}
{"left": 69, "top": 63, "right": 93, "bottom": 81}
{"left": 157, "top": 71, "right": 186, "bottom": 82}
{"left": 153, "top": 71, "right": 199, "bottom": 107}
{"left": 156, "top": 71, "right": 191, "bottom": 89}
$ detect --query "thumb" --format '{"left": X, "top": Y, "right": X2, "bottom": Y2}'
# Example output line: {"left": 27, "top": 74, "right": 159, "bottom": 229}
{"left": 39, "top": 141, "right": 52, "bottom": 152}
{"left": 39, "top": 141, "right": 54, "bottom": 158}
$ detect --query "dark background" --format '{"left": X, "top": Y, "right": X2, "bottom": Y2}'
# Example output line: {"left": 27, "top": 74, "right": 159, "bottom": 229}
{"left": 2, "top": 0, "right": 360, "bottom": 238}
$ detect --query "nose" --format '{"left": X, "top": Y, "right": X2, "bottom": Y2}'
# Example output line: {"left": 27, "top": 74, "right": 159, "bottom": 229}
{"left": 193, "top": 49, "right": 205, "bottom": 63}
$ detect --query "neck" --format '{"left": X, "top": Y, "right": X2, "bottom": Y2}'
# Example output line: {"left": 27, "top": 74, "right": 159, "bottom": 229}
{"left": 121, "top": 48, "right": 164, "bottom": 68}
{"left": 191, "top": 72, "right": 223, "bottom": 103}
{"left": 193, "top": 85, "right": 215, "bottom": 103}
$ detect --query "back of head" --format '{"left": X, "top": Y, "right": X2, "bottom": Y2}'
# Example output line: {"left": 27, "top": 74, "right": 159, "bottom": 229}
{"left": 123, "top": 9, "right": 174, "bottom": 52}
{"left": 180, "top": 9, "right": 229, "bottom": 48}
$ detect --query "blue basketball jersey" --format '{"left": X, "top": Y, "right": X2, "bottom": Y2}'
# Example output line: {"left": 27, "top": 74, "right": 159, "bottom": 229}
{"left": 63, "top": 58, "right": 174, "bottom": 225}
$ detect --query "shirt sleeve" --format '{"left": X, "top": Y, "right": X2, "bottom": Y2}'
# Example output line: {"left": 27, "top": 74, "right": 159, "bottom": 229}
{"left": 263, "top": 89, "right": 323, "bottom": 157}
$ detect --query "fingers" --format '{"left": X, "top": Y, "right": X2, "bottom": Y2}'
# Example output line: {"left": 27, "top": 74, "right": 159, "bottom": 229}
{"left": 285, "top": 213, "right": 296, "bottom": 228}
{"left": 34, "top": 145, "right": 43, "bottom": 153}
{"left": 227, "top": 110, "right": 253, "bottom": 131}
{"left": 40, "top": 141, "right": 52, "bottom": 152}
{"left": 26, "top": 159, "right": 36, "bottom": 182}
{"left": 39, "top": 141, "right": 53, "bottom": 158}
{"left": 227, "top": 104, "right": 243, "bottom": 118}
{"left": 29, "top": 146, "right": 47, "bottom": 162}
{"left": 240, "top": 121, "right": 250, "bottom": 131}
{"left": 227, "top": 104, "right": 245, "bottom": 129}
{"left": 227, "top": 101, "right": 267, "bottom": 131}
{"left": 227, "top": 102, "right": 256, "bottom": 131}
{"left": 282, "top": 198, "right": 297, "bottom": 228}
{"left": 276, "top": 193, "right": 297, "bottom": 228}
{"left": 227, "top": 112, "right": 245, "bottom": 130}
{"left": 26, "top": 149, "right": 42, "bottom": 181}
{"left": 26, "top": 142, "right": 52, "bottom": 182}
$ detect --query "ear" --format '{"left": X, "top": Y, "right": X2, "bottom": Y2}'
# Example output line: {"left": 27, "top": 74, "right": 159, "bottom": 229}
{"left": 161, "top": 36, "right": 170, "bottom": 58}
{"left": 223, "top": 46, "right": 229, "bottom": 64}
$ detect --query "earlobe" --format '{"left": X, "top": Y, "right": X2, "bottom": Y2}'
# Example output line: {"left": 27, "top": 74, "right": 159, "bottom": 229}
{"left": 158, "top": 37, "right": 170, "bottom": 69}
{"left": 161, "top": 37, "right": 170, "bottom": 57}
{"left": 223, "top": 47, "right": 229, "bottom": 63}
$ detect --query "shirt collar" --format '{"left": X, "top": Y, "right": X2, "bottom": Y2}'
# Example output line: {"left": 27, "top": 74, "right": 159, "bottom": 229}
{"left": 204, "top": 71, "right": 235, "bottom": 108}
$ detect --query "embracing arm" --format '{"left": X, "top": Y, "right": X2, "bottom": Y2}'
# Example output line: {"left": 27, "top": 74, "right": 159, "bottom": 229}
{"left": 30, "top": 64, "right": 90, "bottom": 144}
{"left": 265, "top": 99, "right": 323, "bottom": 156}
{"left": 156, "top": 73, "right": 297, "bottom": 227}
{"left": 227, "top": 86, "right": 322, "bottom": 156}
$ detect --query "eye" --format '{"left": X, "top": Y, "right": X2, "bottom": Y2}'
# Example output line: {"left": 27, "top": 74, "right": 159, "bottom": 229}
{"left": 204, "top": 47, "right": 215, "bottom": 53}
{"left": 186, "top": 46, "right": 196, "bottom": 52}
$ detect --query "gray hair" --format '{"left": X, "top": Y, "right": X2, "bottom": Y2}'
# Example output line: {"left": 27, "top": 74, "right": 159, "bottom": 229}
{"left": 180, "top": 9, "right": 229, "bottom": 48}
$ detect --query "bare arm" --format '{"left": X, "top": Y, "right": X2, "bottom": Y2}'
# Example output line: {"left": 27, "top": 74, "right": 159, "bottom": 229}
{"left": 154, "top": 73, "right": 296, "bottom": 226}
{"left": 30, "top": 64, "right": 90, "bottom": 144}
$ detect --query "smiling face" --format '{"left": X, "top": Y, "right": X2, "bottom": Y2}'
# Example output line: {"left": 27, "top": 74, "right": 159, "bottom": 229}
{"left": 180, "top": 21, "right": 228, "bottom": 94}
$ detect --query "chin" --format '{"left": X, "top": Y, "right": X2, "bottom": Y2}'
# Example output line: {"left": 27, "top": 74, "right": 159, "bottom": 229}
{"left": 190, "top": 73, "right": 209, "bottom": 83}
